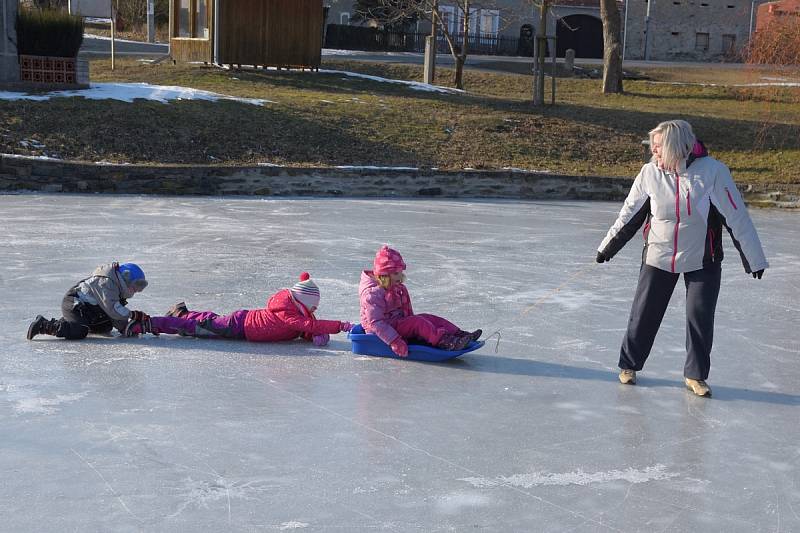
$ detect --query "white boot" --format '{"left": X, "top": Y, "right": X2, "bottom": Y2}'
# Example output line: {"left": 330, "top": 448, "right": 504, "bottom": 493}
{"left": 685, "top": 378, "right": 711, "bottom": 397}
{"left": 619, "top": 369, "right": 637, "bottom": 385}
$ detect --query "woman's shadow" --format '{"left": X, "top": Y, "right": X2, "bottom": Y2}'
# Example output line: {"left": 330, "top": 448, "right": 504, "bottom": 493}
{"left": 438, "top": 352, "right": 800, "bottom": 406}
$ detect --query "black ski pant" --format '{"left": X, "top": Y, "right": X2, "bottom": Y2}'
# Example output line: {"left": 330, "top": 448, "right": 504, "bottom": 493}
{"left": 53, "top": 290, "right": 115, "bottom": 340}
{"left": 619, "top": 262, "right": 721, "bottom": 380}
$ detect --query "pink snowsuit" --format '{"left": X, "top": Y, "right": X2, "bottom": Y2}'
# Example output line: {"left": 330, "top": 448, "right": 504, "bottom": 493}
{"left": 358, "top": 270, "right": 459, "bottom": 346}
{"left": 147, "top": 289, "right": 343, "bottom": 342}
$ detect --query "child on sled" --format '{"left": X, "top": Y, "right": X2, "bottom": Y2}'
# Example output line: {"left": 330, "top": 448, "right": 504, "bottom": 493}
{"left": 359, "top": 245, "right": 481, "bottom": 357}
{"left": 126, "top": 273, "right": 351, "bottom": 346}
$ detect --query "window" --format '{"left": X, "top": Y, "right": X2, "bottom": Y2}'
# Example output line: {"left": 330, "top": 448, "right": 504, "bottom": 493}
{"left": 695, "top": 32, "right": 709, "bottom": 51}
{"left": 178, "top": 0, "right": 190, "bottom": 37}
{"left": 176, "top": 0, "right": 208, "bottom": 39}
{"left": 673, "top": 1, "right": 681, "bottom": 4}
{"left": 722, "top": 33, "right": 736, "bottom": 53}
{"left": 195, "top": 0, "right": 207, "bottom": 39}
{"left": 439, "top": 5, "right": 457, "bottom": 34}
{"left": 671, "top": 31, "right": 680, "bottom": 36}
{"left": 340, "top": 12, "right": 350, "bottom": 25}
{"left": 479, "top": 9, "right": 500, "bottom": 36}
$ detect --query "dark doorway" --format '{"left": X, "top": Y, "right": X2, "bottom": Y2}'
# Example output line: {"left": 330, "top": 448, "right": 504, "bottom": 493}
{"left": 556, "top": 15, "right": 603, "bottom": 58}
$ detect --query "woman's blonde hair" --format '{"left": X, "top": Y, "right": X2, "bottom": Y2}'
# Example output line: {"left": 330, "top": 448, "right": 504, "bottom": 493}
{"left": 649, "top": 120, "right": 696, "bottom": 171}
{"left": 376, "top": 272, "right": 406, "bottom": 289}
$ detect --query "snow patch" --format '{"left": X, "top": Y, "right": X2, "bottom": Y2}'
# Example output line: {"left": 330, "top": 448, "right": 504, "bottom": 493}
{"left": 0, "top": 82, "right": 270, "bottom": 106}
{"left": 319, "top": 69, "right": 463, "bottom": 94}
{"left": 335, "top": 165, "right": 419, "bottom": 171}
{"left": 460, "top": 464, "right": 679, "bottom": 488}
{"left": 654, "top": 80, "right": 800, "bottom": 88}
{"left": 14, "top": 392, "right": 89, "bottom": 415}
{"left": 437, "top": 492, "right": 492, "bottom": 514}
{"left": 1, "top": 153, "right": 62, "bottom": 161}
{"left": 279, "top": 521, "right": 309, "bottom": 530}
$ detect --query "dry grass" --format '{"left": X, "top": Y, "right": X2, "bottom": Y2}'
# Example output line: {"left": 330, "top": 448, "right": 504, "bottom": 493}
{"left": 1, "top": 58, "right": 798, "bottom": 183}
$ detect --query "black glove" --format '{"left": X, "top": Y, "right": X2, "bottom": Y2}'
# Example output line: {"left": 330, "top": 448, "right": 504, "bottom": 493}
{"left": 129, "top": 310, "right": 150, "bottom": 322}
{"left": 751, "top": 269, "right": 764, "bottom": 279}
{"left": 596, "top": 251, "right": 609, "bottom": 263}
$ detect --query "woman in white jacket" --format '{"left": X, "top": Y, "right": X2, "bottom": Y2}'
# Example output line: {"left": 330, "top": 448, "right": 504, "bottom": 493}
{"left": 597, "top": 120, "right": 768, "bottom": 397}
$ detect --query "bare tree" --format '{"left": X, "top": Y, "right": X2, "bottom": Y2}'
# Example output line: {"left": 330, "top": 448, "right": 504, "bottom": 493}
{"left": 372, "top": 0, "right": 488, "bottom": 89}
{"left": 599, "top": 0, "right": 623, "bottom": 93}
{"left": 523, "top": 0, "right": 624, "bottom": 96}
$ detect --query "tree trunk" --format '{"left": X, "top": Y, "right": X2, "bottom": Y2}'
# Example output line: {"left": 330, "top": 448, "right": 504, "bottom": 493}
{"left": 454, "top": 56, "right": 465, "bottom": 89}
{"left": 453, "top": 4, "right": 469, "bottom": 89}
{"left": 600, "top": 0, "right": 624, "bottom": 94}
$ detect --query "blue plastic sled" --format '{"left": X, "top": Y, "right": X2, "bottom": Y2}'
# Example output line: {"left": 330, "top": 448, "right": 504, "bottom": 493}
{"left": 348, "top": 324, "right": 484, "bottom": 362}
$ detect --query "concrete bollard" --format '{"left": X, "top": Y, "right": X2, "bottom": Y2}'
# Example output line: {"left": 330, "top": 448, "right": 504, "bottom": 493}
{"left": 565, "top": 49, "right": 575, "bottom": 71}
{"left": 423, "top": 36, "right": 436, "bottom": 85}
{"left": 641, "top": 140, "right": 651, "bottom": 163}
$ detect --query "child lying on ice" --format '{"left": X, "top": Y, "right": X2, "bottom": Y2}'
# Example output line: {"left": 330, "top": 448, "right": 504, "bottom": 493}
{"left": 125, "top": 273, "right": 351, "bottom": 345}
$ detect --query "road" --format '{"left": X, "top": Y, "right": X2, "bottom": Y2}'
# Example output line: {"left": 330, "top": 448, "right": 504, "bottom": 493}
{"left": 79, "top": 33, "right": 746, "bottom": 73}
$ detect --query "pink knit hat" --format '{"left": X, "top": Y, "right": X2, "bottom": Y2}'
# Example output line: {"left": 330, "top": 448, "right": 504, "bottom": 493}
{"left": 290, "top": 272, "right": 320, "bottom": 309}
{"left": 373, "top": 245, "right": 406, "bottom": 276}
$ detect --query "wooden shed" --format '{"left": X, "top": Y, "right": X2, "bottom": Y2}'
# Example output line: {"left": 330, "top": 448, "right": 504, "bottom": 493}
{"left": 169, "top": 0, "right": 323, "bottom": 69}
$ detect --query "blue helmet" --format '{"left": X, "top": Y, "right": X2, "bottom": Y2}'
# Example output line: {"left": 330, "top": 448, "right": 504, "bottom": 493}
{"left": 118, "top": 263, "right": 148, "bottom": 290}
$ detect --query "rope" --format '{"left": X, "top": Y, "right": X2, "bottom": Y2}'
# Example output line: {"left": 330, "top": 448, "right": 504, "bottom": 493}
{"left": 521, "top": 263, "right": 597, "bottom": 316}
{"left": 479, "top": 262, "right": 598, "bottom": 353}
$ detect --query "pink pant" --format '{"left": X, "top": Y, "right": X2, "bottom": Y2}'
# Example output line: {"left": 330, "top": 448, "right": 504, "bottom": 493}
{"left": 392, "top": 313, "right": 459, "bottom": 345}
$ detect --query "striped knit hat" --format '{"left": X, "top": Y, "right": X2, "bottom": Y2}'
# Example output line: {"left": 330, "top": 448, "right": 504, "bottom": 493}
{"left": 290, "top": 272, "right": 320, "bottom": 309}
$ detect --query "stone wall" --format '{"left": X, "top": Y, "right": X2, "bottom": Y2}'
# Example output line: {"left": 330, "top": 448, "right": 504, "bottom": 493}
{"left": 0, "top": 155, "right": 632, "bottom": 200}
{"left": 1, "top": 155, "right": 797, "bottom": 207}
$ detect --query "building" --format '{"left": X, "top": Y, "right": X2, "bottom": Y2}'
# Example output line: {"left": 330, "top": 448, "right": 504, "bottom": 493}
{"left": 1, "top": 0, "right": 18, "bottom": 82}
{"left": 325, "top": 0, "right": 768, "bottom": 60}
{"left": 623, "top": 0, "right": 770, "bottom": 60}
{"left": 324, "top": 0, "right": 606, "bottom": 58}
{"left": 170, "top": 0, "right": 324, "bottom": 68}
{"left": 756, "top": 0, "right": 800, "bottom": 31}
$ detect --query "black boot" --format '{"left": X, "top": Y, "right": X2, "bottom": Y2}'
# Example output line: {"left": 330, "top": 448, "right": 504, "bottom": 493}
{"left": 124, "top": 317, "right": 157, "bottom": 337}
{"left": 27, "top": 315, "right": 56, "bottom": 340}
{"left": 459, "top": 329, "right": 483, "bottom": 342}
{"left": 165, "top": 301, "right": 188, "bottom": 318}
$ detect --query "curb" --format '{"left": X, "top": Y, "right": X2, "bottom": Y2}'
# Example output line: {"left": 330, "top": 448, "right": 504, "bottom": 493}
{"left": 1, "top": 155, "right": 798, "bottom": 208}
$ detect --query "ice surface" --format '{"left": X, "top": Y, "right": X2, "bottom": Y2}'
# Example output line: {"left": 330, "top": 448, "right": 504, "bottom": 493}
{"left": 1, "top": 195, "right": 798, "bottom": 531}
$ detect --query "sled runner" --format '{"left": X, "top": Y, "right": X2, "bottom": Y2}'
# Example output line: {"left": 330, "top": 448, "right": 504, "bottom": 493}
{"left": 348, "top": 324, "right": 484, "bottom": 361}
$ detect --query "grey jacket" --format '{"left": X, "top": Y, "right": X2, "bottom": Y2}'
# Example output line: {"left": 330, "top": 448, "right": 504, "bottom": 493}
{"left": 598, "top": 157, "right": 768, "bottom": 274}
{"left": 73, "top": 263, "right": 133, "bottom": 330}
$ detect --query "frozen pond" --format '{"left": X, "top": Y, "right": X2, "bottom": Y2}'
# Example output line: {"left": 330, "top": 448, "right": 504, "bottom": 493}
{"left": 1, "top": 195, "right": 798, "bottom": 531}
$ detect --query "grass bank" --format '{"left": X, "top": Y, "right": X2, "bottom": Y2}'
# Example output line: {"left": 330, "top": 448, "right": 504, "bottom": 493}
{"left": 1, "top": 58, "right": 798, "bottom": 184}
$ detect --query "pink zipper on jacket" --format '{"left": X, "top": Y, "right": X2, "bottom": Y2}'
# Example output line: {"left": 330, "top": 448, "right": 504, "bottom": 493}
{"left": 708, "top": 229, "right": 715, "bottom": 261}
{"left": 725, "top": 187, "right": 738, "bottom": 210}
{"left": 672, "top": 174, "right": 681, "bottom": 273}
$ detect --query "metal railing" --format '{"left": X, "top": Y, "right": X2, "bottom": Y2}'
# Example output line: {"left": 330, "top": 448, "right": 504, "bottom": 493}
{"left": 324, "top": 24, "right": 534, "bottom": 57}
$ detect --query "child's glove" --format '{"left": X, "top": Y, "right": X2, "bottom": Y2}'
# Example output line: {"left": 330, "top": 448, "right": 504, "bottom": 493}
{"left": 390, "top": 337, "right": 408, "bottom": 357}
{"left": 313, "top": 334, "right": 330, "bottom": 347}
{"left": 339, "top": 321, "right": 353, "bottom": 332}
{"left": 129, "top": 310, "right": 150, "bottom": 322}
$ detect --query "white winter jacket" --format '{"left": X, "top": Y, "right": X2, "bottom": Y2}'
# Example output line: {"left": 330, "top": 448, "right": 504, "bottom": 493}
{"left": 598, "top": 154, "right": 768, "bottom": 274}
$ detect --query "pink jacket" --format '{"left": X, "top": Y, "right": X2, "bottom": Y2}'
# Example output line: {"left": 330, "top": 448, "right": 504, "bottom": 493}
{"left": 244, "top": 289, "right": 342, "bottom": 342}
{"left": 359, "top": 270, "right": 414, "bottom": 344}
